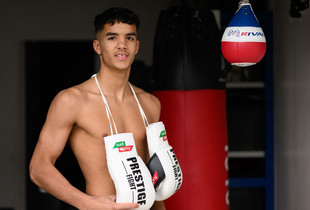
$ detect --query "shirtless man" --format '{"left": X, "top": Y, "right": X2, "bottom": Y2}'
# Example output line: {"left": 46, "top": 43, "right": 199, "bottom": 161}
{"left": 29, "top": 7, "right": 165, "bottom": 210}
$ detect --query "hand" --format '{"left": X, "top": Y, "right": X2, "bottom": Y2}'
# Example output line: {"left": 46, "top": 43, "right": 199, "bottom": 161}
{"left": 86, "top": 195, "right": 140, "bottom": 210}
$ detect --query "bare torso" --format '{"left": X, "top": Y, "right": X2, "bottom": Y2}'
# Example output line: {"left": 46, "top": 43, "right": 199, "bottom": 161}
{"left": 29, "top": 20, "right": 166, "bottom": 209}
{"left": 67, "top": 77, "right": 159, "bottom": 196}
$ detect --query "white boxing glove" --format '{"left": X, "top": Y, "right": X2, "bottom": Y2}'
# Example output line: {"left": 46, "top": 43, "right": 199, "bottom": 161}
{"left": 146, "top": 122, "right": 183, "bottom": 201}
{"left": 104, "top": 133, "right": 155, "bottom": 209}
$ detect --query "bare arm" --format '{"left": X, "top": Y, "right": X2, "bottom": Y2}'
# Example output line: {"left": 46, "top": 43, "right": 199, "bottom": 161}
{"left": 29, "top": 89, "right": 138, "bottom": 210}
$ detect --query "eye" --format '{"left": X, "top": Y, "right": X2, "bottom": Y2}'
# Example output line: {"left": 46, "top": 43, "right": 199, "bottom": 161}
{"left": 107, "top": 36, "right": 116, "bottom": 40}
{"left": 127, "top": 36, "right": 135, "bottom": 41}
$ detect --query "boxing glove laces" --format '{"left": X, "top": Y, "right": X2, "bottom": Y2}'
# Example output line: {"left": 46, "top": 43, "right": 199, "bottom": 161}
{"left": 128, "top": 83, "right": 183, "bottom": 201}
{"left": 94, "top": 74, "right": 155, "bottom": 209}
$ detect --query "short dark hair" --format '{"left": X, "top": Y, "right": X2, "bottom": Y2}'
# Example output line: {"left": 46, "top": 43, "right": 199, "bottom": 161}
{"left": 94, "top": 7, "right": 140, "bottom": 35}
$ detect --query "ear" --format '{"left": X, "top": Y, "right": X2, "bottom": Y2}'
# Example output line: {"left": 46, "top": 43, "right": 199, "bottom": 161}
{"left": 93, "top": 40, "right": 101, "bottom": 55}
{"left": 135, "top": 40, "right": 140, "bottom": 55}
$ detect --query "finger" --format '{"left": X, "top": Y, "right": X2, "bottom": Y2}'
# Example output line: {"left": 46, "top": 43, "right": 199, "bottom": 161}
{"left": 106, "top": 195, "right": 116, "bottom": 201}
{"left": 114, "top": 202, "right": 139, "bottom": 209}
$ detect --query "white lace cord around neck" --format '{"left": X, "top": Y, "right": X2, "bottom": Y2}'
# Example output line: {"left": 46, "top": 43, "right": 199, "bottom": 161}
{"left": 128, "top": 83, "right": 149, "bottom": 128}
{"left": 93, "top": 74, "right": 118, "bottom": 135}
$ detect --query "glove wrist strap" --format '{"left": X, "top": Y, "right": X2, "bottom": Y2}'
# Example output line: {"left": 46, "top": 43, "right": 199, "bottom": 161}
{"left": 93, "top": 74, "right": 118, "bottom": 135}
{"left": 93, "top": 74, "right": 150, "bottom": 135}
{"left": 128, "top": 83, "right": 150, "bottom": 128}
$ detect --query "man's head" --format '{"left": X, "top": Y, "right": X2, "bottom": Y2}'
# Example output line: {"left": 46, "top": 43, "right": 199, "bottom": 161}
{"left": 92, "top": 7, "right": 140, "bottom": 72}
{"left": 94, "top": 7, "right": 140, "bottom": 38}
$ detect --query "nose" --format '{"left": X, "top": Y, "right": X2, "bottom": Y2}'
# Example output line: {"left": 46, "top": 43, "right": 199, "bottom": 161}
{"left": 117, "top": 37, "right": 127, "bottom": 50}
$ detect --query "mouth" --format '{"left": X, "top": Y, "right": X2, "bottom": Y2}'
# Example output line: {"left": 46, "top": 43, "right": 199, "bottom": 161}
{"left": 115, "top": 53, "right": 128, "bottom": 60}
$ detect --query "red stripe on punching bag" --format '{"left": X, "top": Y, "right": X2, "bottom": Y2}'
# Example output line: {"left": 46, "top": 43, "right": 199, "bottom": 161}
{"left": 154, "top": 90, "right": 229, "bottom": 210}
{"left": 221, "top": 42, "right": 266, "bottom": 64}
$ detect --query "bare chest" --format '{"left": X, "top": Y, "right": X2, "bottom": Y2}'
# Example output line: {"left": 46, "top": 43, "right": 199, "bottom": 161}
{"left": 72, "top": 96, "right": 148, "bottom": 158}
{"left": 85, "top": 98, "right": 144, "bottom": 133}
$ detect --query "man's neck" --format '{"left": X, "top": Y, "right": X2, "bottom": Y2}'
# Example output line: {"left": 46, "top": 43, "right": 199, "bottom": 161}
{"left": 96, "top": 66, "right": 131, "bottom": 101}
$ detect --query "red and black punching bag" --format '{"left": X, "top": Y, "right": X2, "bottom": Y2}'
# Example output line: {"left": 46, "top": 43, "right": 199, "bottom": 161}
{"left": 153, "top": 4, "right": 229, "bottom": 210}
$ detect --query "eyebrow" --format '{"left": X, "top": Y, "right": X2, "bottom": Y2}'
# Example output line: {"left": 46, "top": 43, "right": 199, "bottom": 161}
{"left": 105, "top": 32, "right": 137, "bottom": 36}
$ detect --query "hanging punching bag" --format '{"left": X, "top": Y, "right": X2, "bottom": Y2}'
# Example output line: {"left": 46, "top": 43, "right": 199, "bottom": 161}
{"left": 153, "top": 4, "right": 228, "bottom": 210}
{"left": 221, "top": 0, "right": 266, "bottom": 67}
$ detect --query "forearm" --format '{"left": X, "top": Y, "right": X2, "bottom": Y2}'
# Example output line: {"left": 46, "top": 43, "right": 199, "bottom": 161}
{"left": 29, "top": 161, "right": 91, "bottom": 209}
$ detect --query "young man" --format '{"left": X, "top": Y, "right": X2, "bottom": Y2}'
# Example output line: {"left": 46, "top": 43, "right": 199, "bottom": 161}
{"left": 29, "top": 7, "right": 165, "bottom": 210}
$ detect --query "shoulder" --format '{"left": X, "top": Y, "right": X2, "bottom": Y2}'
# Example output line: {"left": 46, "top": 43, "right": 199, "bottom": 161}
{"left": 52, "top": 78, "right": 95, "bottom": 108}
{"left": 131, "top": 85, "right": 161, "bottom": 108}
{"left": 41, "top": 78, "right": 97, "bottom": 133}
{"left": 52, "top": 87, "right": 83, "bottom": 109}
{"left": 130, "top": 85, "right": 161, "bottom": 122}
{"left": 47, "top": 88, "right": 82, "bottom": 123}
{"left": 48, "top": 80, "right": 93, "bottom": 123}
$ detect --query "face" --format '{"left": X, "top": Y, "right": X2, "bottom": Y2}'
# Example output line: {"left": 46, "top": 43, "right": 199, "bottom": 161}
{"left": 93, "top": 22, "right": 140, "bottom": 72}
